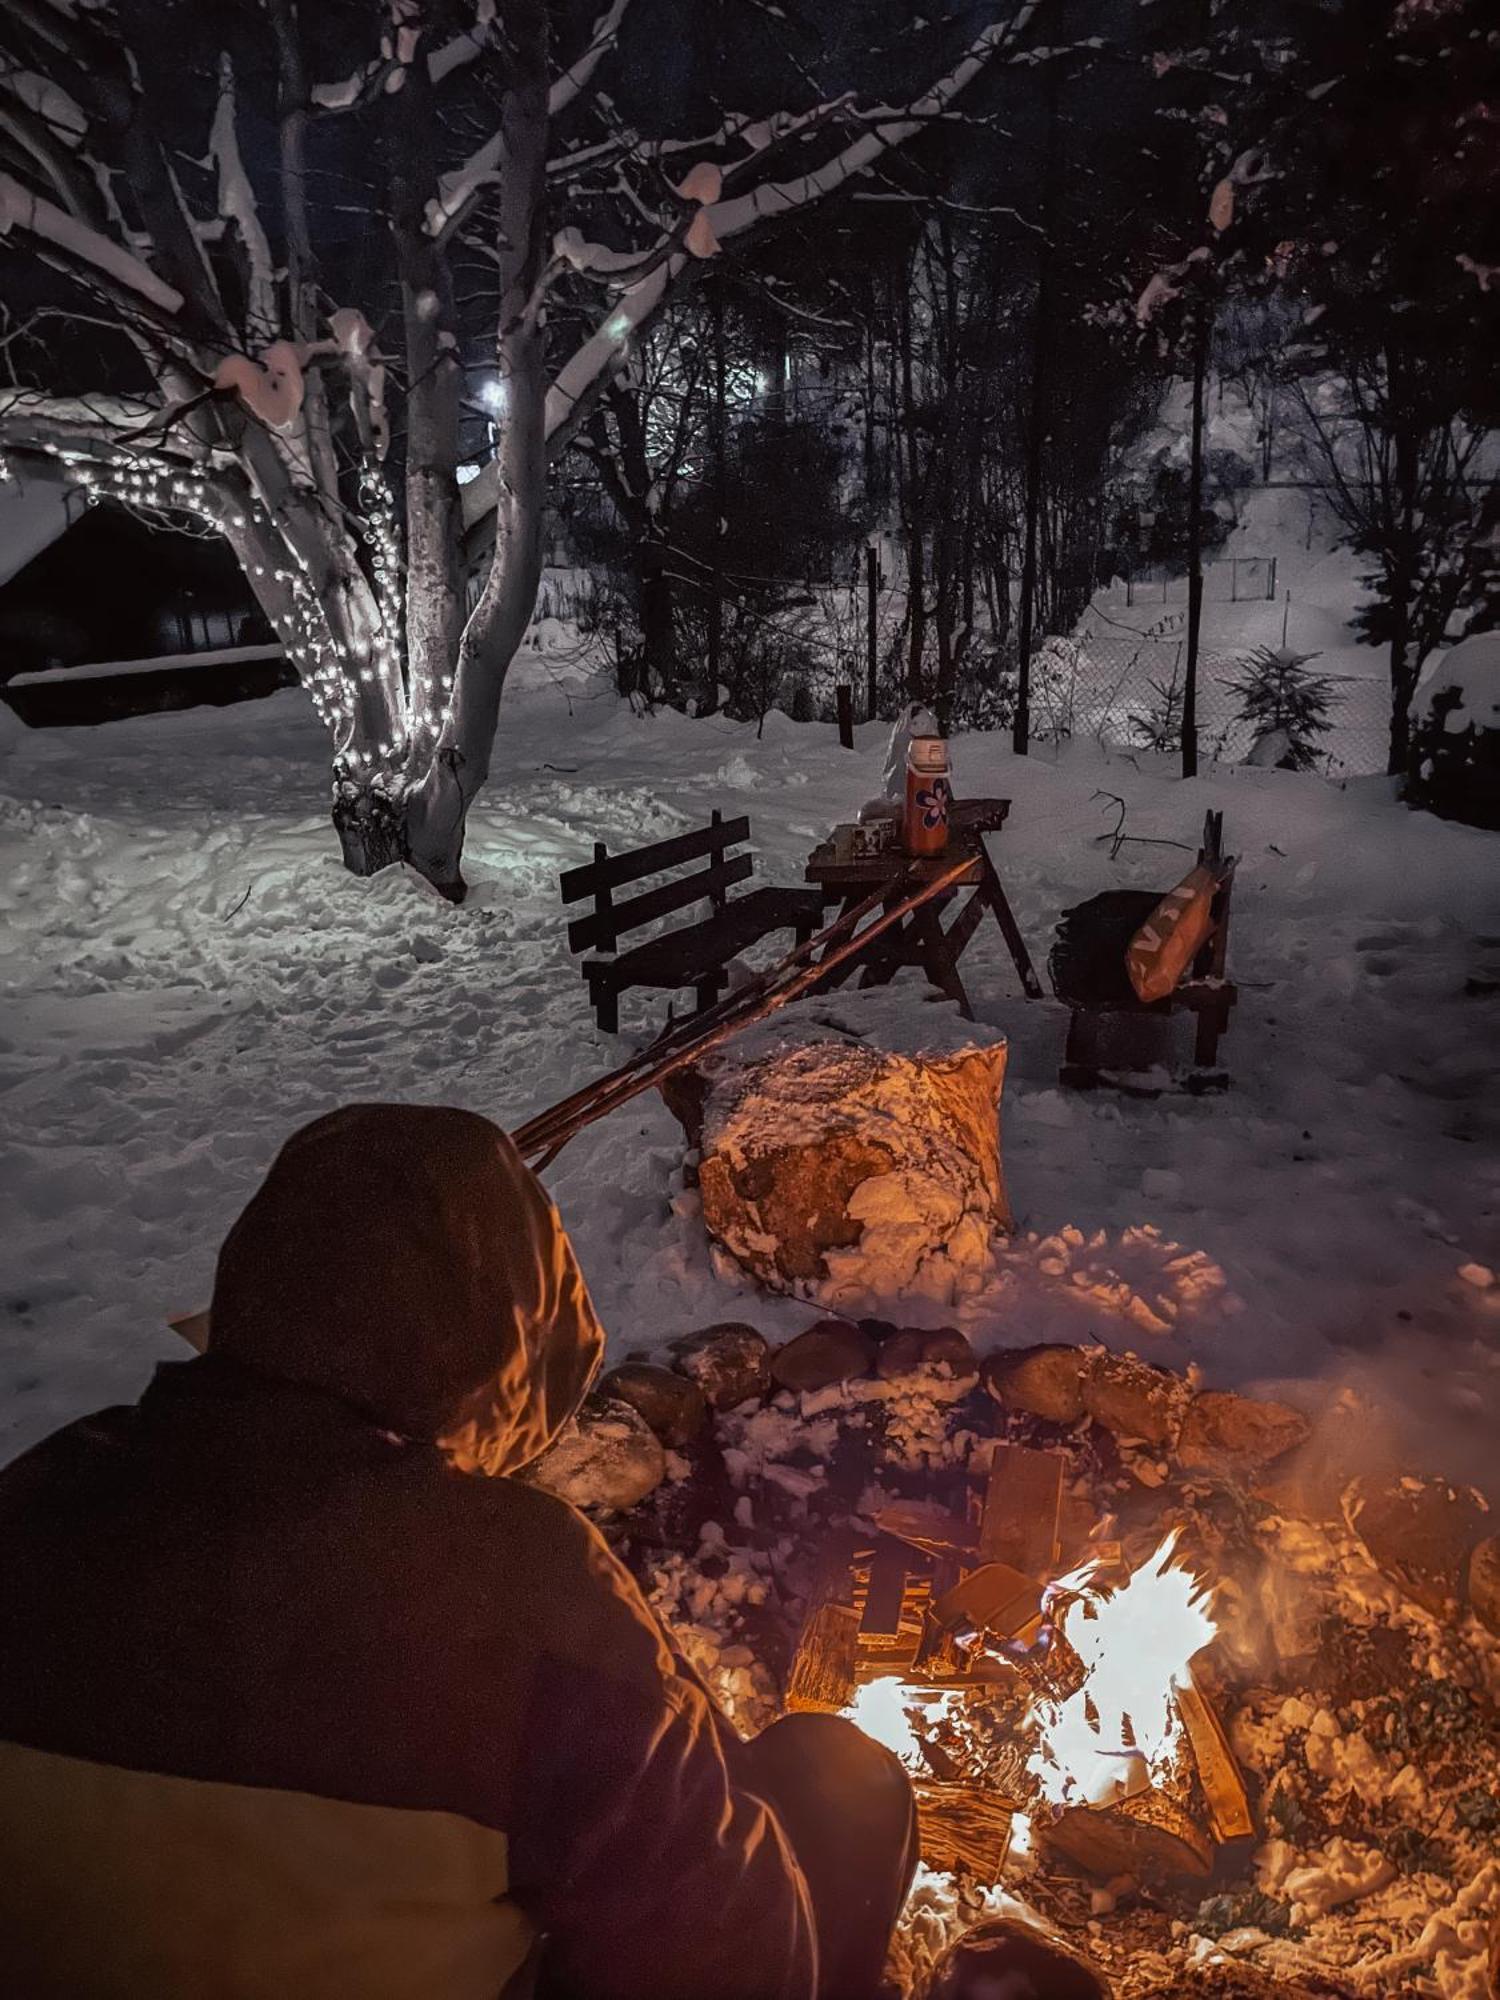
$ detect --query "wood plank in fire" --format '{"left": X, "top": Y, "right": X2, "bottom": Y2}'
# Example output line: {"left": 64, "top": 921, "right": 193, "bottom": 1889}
{"left": 976, "top": 1443, "right": 1064, "bottom": 1578}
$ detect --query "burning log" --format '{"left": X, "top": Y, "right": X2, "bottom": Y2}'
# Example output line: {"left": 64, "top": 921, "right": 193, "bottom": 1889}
{"left": 912, "top": 1779, "right": 1015, "bottom": 1881}
{"left": 1176, "top": 1667, "right": 1255, "bottom": 1843}
{"left": 1044, "top": 1779, "right": 1213, "bottom": 1882}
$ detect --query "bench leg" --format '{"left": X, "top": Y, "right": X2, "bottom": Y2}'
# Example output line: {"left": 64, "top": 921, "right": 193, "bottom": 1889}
{"left": 1194, "top": 1000, "right": 1231, "bottom": 1069}
{"left": 694, "top": 974, "right": 723, "bottom": 1016}
{"left": 588, "top": 976, "right": 619, "bottom": 1034}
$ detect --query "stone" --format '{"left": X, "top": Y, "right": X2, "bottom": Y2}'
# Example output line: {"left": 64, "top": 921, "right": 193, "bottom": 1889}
{"left": 1082, "top": 1349, "right": 1181, "bottom": 1447}
{"left": 1466, "top": 1535, "right": 1500, "bottom": 1636}
{"left": 529, "top": 1394, "right": 666, "bottom": 1513}
{"left": 597, "top": 1363, "right": 707, "bottom": 1448}
{"left": 927, "top": 1915, "right": 1112, "bottom": 2000}
{"left": 876, "top": 1324, "right": 977, "bottom": 1382}
{"left": 1176, "top": 1391, "right": 1310, "bottom": 1475}
{"left": 1342, "top": 1472, "right": 1490, "bottom": 1617}
{"left": 669, "top": 989, "right": 1010, "bottom": 1306}
{"left": 982, "top": 1342, "right": 1090, "bottom": 1424}
{"left": 770, "top": 1319, "right": 875, "bottom": 1392}
{"left": 668, "top": 1323, "right": 771, "bottom": 1411}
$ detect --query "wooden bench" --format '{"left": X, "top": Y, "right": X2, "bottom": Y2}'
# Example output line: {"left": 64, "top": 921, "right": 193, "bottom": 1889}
{"left": 560, "top": 811, "right": 827, "bottom": 1033}
{"left": 1049, "top": 810, "right": 1237, "bottom": 1091}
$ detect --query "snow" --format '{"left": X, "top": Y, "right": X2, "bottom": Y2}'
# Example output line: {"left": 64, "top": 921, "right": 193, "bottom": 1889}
{"left": 8, "top": 643, "right": 284, "bottom": 687}
{"left": 1413, "top": 630, "right": 1500, "bottom": 734}
{"left": 0, "top": 644, "right": 1498, "bottom": 1499}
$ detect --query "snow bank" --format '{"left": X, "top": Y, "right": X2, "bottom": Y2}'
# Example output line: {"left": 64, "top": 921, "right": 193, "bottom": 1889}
{"left": 0, "top": 666, "right": 1496, "bottom": 1502}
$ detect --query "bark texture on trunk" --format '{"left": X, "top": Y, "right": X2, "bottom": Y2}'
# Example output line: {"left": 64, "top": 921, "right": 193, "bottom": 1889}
{"left": 404, "top": 0, "right": 550, "bottom": 900}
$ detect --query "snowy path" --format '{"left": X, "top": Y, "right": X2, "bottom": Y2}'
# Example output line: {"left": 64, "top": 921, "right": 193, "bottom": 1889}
{"left": 2, "top": 659, "right": 1497, "bottom": 1492}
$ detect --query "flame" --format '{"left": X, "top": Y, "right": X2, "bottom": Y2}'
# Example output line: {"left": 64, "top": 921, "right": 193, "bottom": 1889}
{"left": 842, "top": 1677, "right": 962, "bottom": 1770}
{"left": 1027, "top": 1531, "right": 1215, "bottom": 1810}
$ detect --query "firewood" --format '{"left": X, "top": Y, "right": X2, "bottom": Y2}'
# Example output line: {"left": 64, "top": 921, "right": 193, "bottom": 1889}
{"left": 872, "top": 1500, "right": 978, "bottom": 1563}
{"left": 913, "top": 1778, "right": 1017, "bottom": 1883}
{"left": 859, "top": 1536, "right": 913, "bottom": 1640}
{"left": 784, "top": 1601, "right": 861, "bottom": 1713}
{"left": 1044, "top": 1781, "right": 1213, "bottom": 1882}
{"left": 1176, "top": 1669, "right": 1255, "bottom": 1843}
{"left": 977, "top": 1443, "right": 1064, "bottom": 1578}
{"left": 785, "top": 1535, "right": 862, "bottom": 1713}
{"left": 930, "top": 1561, "right": 1044, "bottom": 1646}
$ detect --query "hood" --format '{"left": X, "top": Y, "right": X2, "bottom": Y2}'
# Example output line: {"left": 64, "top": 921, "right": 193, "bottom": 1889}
{"left": 209, "top": 1104, "right": 604, "bottom": 1476}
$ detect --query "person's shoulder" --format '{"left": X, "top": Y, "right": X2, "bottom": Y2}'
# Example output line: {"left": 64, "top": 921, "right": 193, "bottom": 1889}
{"left": 448, "top": 1470, "right": 675, "bottom": 1673}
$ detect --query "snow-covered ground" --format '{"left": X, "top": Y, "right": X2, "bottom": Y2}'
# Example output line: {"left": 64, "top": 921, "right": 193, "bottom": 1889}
{"left": 2, "top": 635, "right": 1497, "bottom": 1499}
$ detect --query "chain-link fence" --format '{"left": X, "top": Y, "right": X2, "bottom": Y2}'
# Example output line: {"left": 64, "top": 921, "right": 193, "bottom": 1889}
{"left": 1029, "top": 630, "right": 1392, "bottom": 778}
{"left": 1095, "top": 555, "right": 1281, "bottom": 609}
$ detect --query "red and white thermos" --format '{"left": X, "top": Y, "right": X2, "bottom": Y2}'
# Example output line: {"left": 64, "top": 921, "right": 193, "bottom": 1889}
{"left": 903, "top": 733, "right": 951, "bottom": 856}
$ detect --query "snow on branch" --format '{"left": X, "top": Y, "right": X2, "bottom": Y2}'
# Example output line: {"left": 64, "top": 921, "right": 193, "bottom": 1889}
{"left": 0, "top": 171, "right": 184, "bottom": 315}
{"left": 208, "top": 55, "right": 276, "bottom": 340}
{"left": 549, "top": 0, "right": 633, "bottom": 119}
{"left": 709, "top": 2, "right": 1041, "bottom": 239}
{"left": 310, "top": 5, "right": 499, "bottom": 110}
{"left": 537, "top": 3, "right": 1038, "bottom": 464}
{"left": 427, "top": 0, "right": 633, "bottom": 239}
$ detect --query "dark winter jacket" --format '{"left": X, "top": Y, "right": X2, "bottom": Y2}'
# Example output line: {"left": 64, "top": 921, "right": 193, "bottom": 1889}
{"left": 0, "top": 1104, "right": 816, "bottom": 2000}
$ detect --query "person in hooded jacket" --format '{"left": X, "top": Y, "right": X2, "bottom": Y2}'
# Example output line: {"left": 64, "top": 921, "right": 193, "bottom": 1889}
{"left": 0, "top": 1104, "right": 917, "bottom": 2000}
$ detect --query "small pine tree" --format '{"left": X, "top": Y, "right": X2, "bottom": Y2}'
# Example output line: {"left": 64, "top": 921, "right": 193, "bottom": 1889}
{"left": 1225, "top": 645, "right": 1341, "bottom": 772}
{"left": 1129, "top": 668, "right": 1184, "bottom": 754}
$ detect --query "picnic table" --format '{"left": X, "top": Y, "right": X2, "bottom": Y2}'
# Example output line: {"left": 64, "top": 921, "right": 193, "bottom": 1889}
{"left": 804, "top": 797, "right": 1043, "bottom": 1016}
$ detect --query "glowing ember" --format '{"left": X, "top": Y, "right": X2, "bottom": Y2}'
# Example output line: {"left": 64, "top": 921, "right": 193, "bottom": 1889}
{"left": 1027, "top": 1531, "right": 1216, "bottom": 1810}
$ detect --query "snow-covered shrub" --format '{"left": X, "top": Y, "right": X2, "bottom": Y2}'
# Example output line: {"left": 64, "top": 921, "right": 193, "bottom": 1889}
{"left": 1405, "top": 631, "right": 1500, "bottom": 830}
{"left": 1224, "top": 645, "right": 1341, "bottom": 772}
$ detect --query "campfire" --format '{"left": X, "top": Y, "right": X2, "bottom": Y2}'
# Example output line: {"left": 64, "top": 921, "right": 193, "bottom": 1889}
{"left": 784, "top": 1450, "right": 1252, "bottom": 1903}
{"left": 541, "top": 1319, "right": 1500, "bottom": 1998}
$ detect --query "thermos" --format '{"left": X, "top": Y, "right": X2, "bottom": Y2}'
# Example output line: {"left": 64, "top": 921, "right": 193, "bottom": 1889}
{"left": 903, "top": 734, "right": 951, "bottom": 855}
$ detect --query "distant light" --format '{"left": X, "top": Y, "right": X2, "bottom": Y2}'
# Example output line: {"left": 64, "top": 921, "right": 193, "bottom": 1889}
{"left": 606, "top": 312, "right": 632, "bottom": 342}
{"left": 754, "top": 370, "right": 770, "bottom": 392}
{"left": 476, "top": 377, "right": 509, "bottom": 417}
{"left": 456, "top": 463, "right": 483, "bottom": 485}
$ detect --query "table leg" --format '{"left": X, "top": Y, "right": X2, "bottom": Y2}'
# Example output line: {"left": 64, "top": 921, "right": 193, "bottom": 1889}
{"left": 912, "top": 902, "right": 974, "bottom": 1017}
{"left": 855, "top": 896, "right": 915, "bottom": 988}
{"left": 979, "top": 852, "right": 1044, "bottom": 999}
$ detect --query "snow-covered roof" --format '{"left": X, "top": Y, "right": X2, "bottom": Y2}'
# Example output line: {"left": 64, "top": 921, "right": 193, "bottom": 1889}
{"left": 1411, "top": 630, "right": 1500, "bottom": 733}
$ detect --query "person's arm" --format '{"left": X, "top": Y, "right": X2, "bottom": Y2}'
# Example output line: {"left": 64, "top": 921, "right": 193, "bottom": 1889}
{"left": 506, "top": 1507, "right": 817, "bottom": 2000}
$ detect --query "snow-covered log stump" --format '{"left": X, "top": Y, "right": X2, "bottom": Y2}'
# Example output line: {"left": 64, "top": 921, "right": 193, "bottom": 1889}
{"left": 665, "top": 991, "right": 1010, "bottom": 1308}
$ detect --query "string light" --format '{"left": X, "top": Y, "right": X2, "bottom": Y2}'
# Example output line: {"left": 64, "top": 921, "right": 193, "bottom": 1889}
{"left": 0, "top": 438, "right": 463, "bottom": 798}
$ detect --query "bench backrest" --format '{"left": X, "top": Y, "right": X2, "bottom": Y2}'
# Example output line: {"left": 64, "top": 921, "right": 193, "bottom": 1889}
{"left": 1192, "top": 809, "right": 1236, "bottom": 981}
{"left": 559, "top": 811, "right": 752, "bottom": 954}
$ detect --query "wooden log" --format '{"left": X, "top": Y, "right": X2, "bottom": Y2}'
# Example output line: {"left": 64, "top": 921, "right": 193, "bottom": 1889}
{"left": 860, "top": 1537, "right": 912, "bottom": 1640}
{"left": 1177, "top": 1670, "right": 1255, "bottom": 1843}
{"left": 930, "top": 1561, "right": 1044, "bottom": 1646}
{"left": 785, "top": 1536, "right": 861, "bottom": 1714}
{"left": 784, "top": 1601, "right": 861, "bottom": 1713}
{"left": 914, "top": 1779, "right": 1016, "bottom": 1884}
{"left": 977, "top": 1443, "right": 1064, "bottom": 1578}
{"left": 1043, "top": 1780, "right": 1213, "bottom": 1883}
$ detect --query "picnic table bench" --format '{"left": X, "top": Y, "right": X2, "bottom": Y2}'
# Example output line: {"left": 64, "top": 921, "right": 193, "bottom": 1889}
{"left": 1049, "top": 810, "right": 1237, "bottom": 1090}
{"left": 560, "top": 811, "right": 826, "bottom": 1033}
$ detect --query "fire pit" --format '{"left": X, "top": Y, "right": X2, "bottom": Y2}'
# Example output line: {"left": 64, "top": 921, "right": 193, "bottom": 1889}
{"left": 534, "top": 1326, "right": 1500, "bottom": 1998}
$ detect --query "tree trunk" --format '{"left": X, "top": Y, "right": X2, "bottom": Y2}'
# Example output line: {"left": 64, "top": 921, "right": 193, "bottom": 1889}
{"left": 333, "top": 779, "right": 409, "bottom": 876}
{"left": 402, "top": 0, "right": 550, "bottom": 901}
